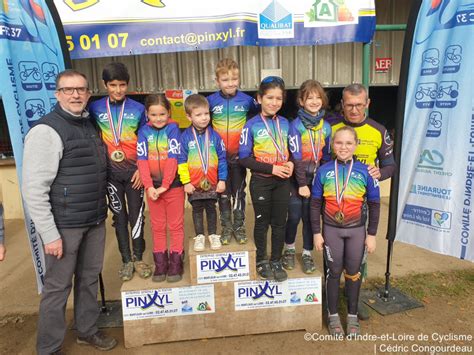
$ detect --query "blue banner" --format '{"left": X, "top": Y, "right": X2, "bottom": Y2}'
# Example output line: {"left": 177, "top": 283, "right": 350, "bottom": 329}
{"left": 0, "top": 0, "right": 67, "bottom": 291}
{"left": 396, "top": 0, "right": 474, "bottom": 261}
{"left": 53, "top": 0, "right": 376, "bottom": 59}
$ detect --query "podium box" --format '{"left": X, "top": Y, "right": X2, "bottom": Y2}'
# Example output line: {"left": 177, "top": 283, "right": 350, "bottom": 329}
{"left": 121, "top": 256, "right": 322, "bottom": 348}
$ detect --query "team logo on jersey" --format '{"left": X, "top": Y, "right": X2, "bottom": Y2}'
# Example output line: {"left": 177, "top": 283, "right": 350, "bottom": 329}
{"left": 234, "top": 105, "right": 246, "bottom": 112}
{"left": 137, "top": 141, "right": 146, "bottom": 157}
{"left": 384, "top": 130, "right": 393, "bottom": 146}
{"left": 168, "top": 138, "right": 180, "bottom": 154}
{"left": 188, "top": 141, "right": 196, "bottom": 149}
{"left": 325, "top": 171, "right": 335, "bottom": 179}
{"left": 212, "top": 105, "right": 224, "bottom": 114}
{"left": 256, "top": 129, "right": 269, "bottom": 138}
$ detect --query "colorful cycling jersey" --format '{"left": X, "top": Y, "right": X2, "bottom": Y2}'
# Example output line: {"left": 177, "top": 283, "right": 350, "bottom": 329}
{"left": 312, "top": 159, "right": 380, "bottom": 228}
{"left": 289, "top": 116, "right": 332, "bottom": 185}
{"left": 137, "top": 121, "right": 180, "bottom": 186}
{"left": 178, "top": 125, "right": 227, "bottom": 190}
{"left": 207, "top": 90, "right": 258, "bottom": 162}
{"left": 239, "top": 114, "right": 290, "bottom": 172}
{"left": 89, "top": 96, "right": 146, "bottom": 172}
{"left": 329, "top": 116, "right": 394, "bottom": 170}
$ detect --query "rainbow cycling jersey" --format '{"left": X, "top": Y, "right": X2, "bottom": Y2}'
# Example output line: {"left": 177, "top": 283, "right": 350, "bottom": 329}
{"left": 207, "top": 90, "right": 258, "bottom": 161}
{"left": 137, "top": 121, "right": 180, "bottom": 184}
{"left": 89, "top": 97, "right": 146, "bottom": 172}
{"left": 239, "top": 114, "right": 291, "bottom": 171}
{"left": 178, "top": 126, "right": 227, "bottom": 189}
{"left": 312, "top": 159, "right": 380, "bottom": 228}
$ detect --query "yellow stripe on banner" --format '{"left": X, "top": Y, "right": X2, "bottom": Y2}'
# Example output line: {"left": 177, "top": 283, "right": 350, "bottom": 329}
{"left": 63, "top": 16, "right": 257, "bottom": 26}
{"left": 2, "top": 0, "right": 8, "bottom": 13}
{"left": 359, "top": 10, "right": 376, "bottom": 16}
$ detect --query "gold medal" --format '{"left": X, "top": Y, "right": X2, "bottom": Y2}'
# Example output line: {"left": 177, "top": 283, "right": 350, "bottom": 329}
{"left": 200, "top": 178, "right": 211, "bottom": 191}
{"left": 335, "top": 210, "right": 345, "bottom": 224}
{"left": 110, "top": 150, "right": 125, "bottom": 162}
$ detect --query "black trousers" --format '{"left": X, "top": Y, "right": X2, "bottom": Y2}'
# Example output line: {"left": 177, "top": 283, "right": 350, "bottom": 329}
{"left": 250, "top": 175, "right": 290, "bottom": 263}
{"left": 107, "top": 170, "right": 145, "bottom": 263}
{"left": 191, "top": 199, "right": 218, "bottom": 235}
{"left": 218, "top": 162, "right": 247, "bottom": 214}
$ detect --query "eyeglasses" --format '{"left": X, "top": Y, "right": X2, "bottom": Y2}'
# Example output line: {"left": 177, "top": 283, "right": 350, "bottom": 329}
{"left": 57, "top": 87, "right": 89, "bottom": 95}
{"left": 343, "top": 103, "right": 366, "bottom": 111}
{"left": 261, "top": 76, "right": 285, "bottom": 86}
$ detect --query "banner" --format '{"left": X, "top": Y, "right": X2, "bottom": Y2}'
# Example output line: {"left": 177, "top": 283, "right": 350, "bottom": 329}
{"left": 0, "top": 0, "right": 69, "bottom": 291}
{"left": 396, "top": 0, "right": 474, "bottom": 261}
{"left": 53, "top": 0, "right": 376, "bottom": 59}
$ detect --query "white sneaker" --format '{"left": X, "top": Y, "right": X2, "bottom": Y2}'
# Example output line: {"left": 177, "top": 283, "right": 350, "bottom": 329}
{"left": 208, "top": 234, "right": 222, "bottom": 250}
{"left": 193, "top": 234, "right": 205, "bottom": 251}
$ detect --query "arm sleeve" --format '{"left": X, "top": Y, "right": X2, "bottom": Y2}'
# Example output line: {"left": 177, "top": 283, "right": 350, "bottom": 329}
{"left": 238, "top": 121, "right": 274, "bottom": 174}
{"left": 321, "top": 122, "right": 332, "bottom": 164}
{"left": 366, "top": 174, "right": 381, "bottom": 235}
{"left": 289, "top": 123, "right": 306, "bottom": 187}
{"left": 367, "top": 200, "right": 380, "bottom": 235}
{"left": 138, "top": 106, "right": 148, "bottom": 128}
{"left": 310, "top": 198, "right": 323, "bottom": 234}
{"left": 22, "top": 125, "right": 63, "bottom": 245}
{"left": 378, "top": 128, "right": 396, "bottom": 181}
{"left": 216, "top": 134, "right": 228, "bottom": 181}
{"left": 136, "top": 129, "right": 154, "bottom": 189}
{"left": 247, "top": 98, "right": 260, "bottom": 120}
{"left": 177, "top": 131, "right": 191, "bottom": 184}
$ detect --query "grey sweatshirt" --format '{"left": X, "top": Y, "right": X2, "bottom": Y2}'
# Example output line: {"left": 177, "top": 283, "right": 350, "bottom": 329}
{"left": 22, "top": 125, "right": 64, "bottom": 245}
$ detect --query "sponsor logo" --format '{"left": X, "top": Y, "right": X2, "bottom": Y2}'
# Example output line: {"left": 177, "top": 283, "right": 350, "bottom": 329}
{"left": 168, "top": 138, "right": 180, "bottom": 154}
{"left": 234, "top": 105, "right": 245, "bottom": 112}
{"left": 410, "top": 184, "right": 452, "bottom": 200}
{"left": 212, "top": 105, "right": 224, "bottom": 114}
{"left": 200, "top": 253, "right": 246, "bottom": 272}
{"left": 136, "top": 141, "right": 146, "bottom": 157}
{"left": 258, "top": 0, "right": 294, "bottom": 39}
{"left": 416, "top": 149, "right": 452, "bottom": 176}
{"left": 426, "top": 111, "right": 443, "bottom": 138}
{"left": 125, "top": 290, "right": 173, "bottom": 310}
{"left": 305, "top": 0, "right": 358, "bottom": 27}
{"left": 256, "top": 128, "right": 269, "bottom": 138}
{"left": 402, "top": 204, "right": 452, "bottom": 230}
{"left": 237, "top": 281, "right": 283, "bottom": 300}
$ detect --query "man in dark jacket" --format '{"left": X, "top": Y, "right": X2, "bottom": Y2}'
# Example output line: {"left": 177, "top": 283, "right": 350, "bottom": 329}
{"left": 22, "top": 69, "right": 116, "bottom": 354}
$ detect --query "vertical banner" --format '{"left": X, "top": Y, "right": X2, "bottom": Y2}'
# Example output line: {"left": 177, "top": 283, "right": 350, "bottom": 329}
{"left": 396, "top": 0, "right": 474, "bottom": 261}
{"left": 0, "top": 0, "right": 69, "bottom": 291}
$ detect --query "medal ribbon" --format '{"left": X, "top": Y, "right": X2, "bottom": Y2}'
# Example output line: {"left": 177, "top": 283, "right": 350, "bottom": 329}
{"left": 192, "top": 127, "right": 210, "bottom": 176}
{"left": 334, "top": 159, "right": 353, "bottom": 209}
{"left": 260, "top": 114, "right": 287, "bottom": 161}
{"left": 308, "top": 126, "right": 322, "bottom": 165}
{"left": 106, "top": 98, "right": 126, "bottom": 147}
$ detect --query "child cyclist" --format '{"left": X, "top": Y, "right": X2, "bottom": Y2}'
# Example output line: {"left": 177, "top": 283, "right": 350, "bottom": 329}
{"left": 137, "top": 94, "right": 184, "bottom": 282}
{"left": 178, "top": 94, "right": 228, "bottom": 251}
{"left": 207, "top": 58, "right": 258, "bottom": 244}
{"left": 89, "top": 62, "right": 151, "bottom": 281}
{"left": 310, "top": 126, "right": 380, "bottom": 337}
{"left": 239, "top": 76, "right": 293, "bottom": 282}
{"left": 284, "top": 80, "right": 332, "bottom": 274}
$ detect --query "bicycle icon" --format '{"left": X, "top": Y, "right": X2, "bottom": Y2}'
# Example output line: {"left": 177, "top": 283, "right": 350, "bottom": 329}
{"left": 26, "top": 103, "right": 46, "bottom": 119}
{"left": 42, "top": 62, "right": 59, "bottom": 81}
{"left": 444, "top": 46, "right": 462, "bottom": 64}
{"left": 437, "top": 84, "right": 458, "bottom": 99}
{"left": 423, "top": 56, "right": 439, "bottom": 66}
{"left": 415, "top": 85, "right": 437, "bottom": 100}
{"left": 428, "top": 111, "right": 442, "bottom": 129}
{"left": 19, "top": 63, "right": 42, "bottom": 82}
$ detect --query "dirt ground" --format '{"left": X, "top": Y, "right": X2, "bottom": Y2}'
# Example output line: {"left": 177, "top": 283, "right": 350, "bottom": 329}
{"left": 1, "top": 198, "right": 473, "bottom": 354}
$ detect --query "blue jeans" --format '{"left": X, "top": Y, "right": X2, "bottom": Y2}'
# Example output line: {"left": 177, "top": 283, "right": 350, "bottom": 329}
{"left": 285, "top": 183, "right": 314, "bottom": 251}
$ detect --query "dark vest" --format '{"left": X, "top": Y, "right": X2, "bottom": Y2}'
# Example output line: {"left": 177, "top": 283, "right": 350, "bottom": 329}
{"left": 35, "top": 106, "right": 108, "bottom": 228}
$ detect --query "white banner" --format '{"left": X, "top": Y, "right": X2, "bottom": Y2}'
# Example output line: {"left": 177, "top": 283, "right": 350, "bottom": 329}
{"left": 396, "top": 0, "right": 474, "bottom": 261}
{"left": 196, "top": 251, "right": 250, "bottom": 284}
{"left": 121, "top": 284, "right": 215, "bottom": 321}
{"left": 234, "top": 278, "right": 321, "bottom": 311}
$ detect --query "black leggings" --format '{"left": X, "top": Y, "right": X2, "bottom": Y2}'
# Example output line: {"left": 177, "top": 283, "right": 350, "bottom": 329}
{"left": 323, "top": 224, "right": 366, "bottom": 315}
{"left": 250, "top": 175, "right": 290, "bottom": 263}
{"left": 107, "top": 171, "right": 145, "bottom": 263}
{"left": 191, "top": 199, "right": 217, "bottom": 235}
